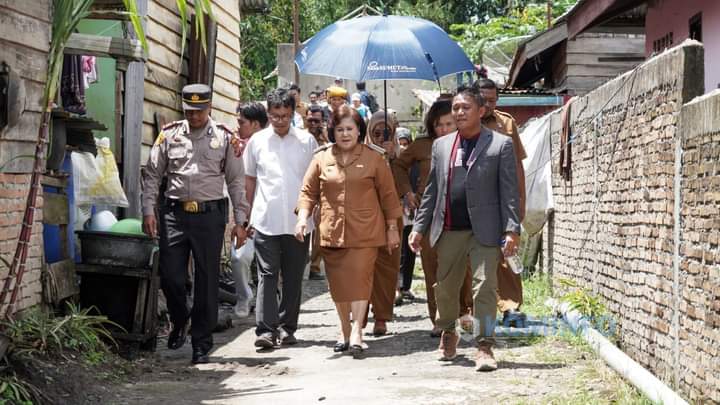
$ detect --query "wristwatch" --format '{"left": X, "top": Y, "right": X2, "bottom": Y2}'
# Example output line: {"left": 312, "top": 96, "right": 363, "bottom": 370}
{"left": 387, "top": 224, "right": 398, "bottom": 231}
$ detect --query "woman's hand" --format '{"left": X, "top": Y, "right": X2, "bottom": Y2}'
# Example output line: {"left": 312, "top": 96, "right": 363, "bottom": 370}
{"left": 386, "top": 228, "right": 400, "bottom": 254}
{"left": 405, "top": 191, "right": 418, "bottom": 210}
{"left": 294, "top": 220, "right": 308, "bottom": 242}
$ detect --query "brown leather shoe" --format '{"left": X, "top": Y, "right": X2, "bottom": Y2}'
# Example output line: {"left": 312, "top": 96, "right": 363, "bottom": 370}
{"left": 373, "top": 320, "right": 387, "bottom": 336}
{"left": 475, "top": 343, "right": 498, "bottom": 371}
{"left": 438, "top": 330, "right": 459, "bottom": 361}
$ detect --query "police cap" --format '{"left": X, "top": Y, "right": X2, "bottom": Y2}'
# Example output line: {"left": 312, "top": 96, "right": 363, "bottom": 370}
{"left": 182, "top": 83, "right": 212, "bottom": 111}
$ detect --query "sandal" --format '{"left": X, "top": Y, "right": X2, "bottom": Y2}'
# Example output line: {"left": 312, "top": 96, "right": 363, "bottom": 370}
{"left": 333, "top": 341, "right": 349, "bottom": 352}
{"left": 350, "top": 344, "right": 364, "bottom": 359}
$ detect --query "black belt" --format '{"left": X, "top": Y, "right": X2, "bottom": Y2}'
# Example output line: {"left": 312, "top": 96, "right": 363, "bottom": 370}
{"left": 164, "top": 198, "right": 226, "bottom": 214}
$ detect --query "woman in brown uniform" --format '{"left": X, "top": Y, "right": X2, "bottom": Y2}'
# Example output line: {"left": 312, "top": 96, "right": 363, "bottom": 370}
{"left": 392, "top": 99, "right": 473, "bottom": 337}
{"left": 296, "top": 105, "right": 402, "bottom": 357}
{"left": 365, "top": 111, "right": 404, "bottom": 336}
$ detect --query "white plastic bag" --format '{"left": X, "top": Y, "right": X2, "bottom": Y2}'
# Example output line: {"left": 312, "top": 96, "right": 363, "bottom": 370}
{"left": 71, "top": 138, "right": 129, "bottom": 207}
{"left": 520, "top": 115, "right": 553, "bottom": 236}
{"left": 231, "top": 237, "right": 254, "bottom": 317}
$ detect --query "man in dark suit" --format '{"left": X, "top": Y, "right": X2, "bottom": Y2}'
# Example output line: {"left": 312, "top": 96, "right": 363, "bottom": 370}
{"left": 409, "top": 85, "right": 521, "bottom": 372}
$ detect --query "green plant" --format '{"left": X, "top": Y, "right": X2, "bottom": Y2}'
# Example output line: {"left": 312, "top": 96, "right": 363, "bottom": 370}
{"left": 0, "top": 373, "right": 40, "bottom": 405}
{"left": 2, "top": 302, "right": 121, "bottom": 358}
{"left": 557, "top": 278, "right": 617, "bottom": 338}
{"left": 175, "top": 0, "right": 216, "bottom": 73}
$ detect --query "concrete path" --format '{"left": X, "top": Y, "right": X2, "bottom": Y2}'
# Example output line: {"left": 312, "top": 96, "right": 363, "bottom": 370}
{"left": 113, "top": 279, "right": 621, "bottom": 405}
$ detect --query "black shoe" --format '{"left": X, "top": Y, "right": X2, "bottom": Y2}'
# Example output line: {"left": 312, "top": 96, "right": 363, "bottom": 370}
{"left": 167, "top": 323, "right": 188, "bottom": 350}
{"left": 333, "top": 341, "right": 349, "bottom": 352}
{"left": 502, "top": 309, "right": 528, "bottom": 328}
{"left": 191, "top": 347, "right": 210, "bottom": 364}
{"left": 279, "top": 328, "right": 298, "bottom": 345}
{"left": 254, "top": 333, "right": 277, "bottom": 349}
{"left": 308, "top": 272, "right": 325, "bottom": 280}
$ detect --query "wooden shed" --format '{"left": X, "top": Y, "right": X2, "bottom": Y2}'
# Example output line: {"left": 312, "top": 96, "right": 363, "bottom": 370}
{"left": 508, "top": 15, "right": 646, "bottom": 95}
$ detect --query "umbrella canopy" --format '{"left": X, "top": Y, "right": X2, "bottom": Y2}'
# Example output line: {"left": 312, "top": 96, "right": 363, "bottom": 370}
{"left": 295, "top": 15, "right": 474, "bottom": 82}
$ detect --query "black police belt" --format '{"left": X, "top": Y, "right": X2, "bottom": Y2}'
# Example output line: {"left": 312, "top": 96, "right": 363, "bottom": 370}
{"left": 164, "top": 198, "right": 227, "bottom": 214}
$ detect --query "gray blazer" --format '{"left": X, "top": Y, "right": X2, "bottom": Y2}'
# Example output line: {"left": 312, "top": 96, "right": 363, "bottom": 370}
{"left": 412, "top": 127, "right": 521, "bottom": 247}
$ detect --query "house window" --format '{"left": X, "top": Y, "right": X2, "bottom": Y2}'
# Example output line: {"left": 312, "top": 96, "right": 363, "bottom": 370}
{"left": 689, "top": 13, "right": 702, "bottom": 42}
{"left": 653, "top": 32, "right": 674, "bottom": 53}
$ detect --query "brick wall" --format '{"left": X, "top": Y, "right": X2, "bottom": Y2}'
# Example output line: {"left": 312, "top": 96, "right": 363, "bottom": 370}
{"left": 677, "top": 89, "right": 720, "bottom": 402}
{"left": 0, "top": 174, "right": 44, "bottom": 313}
{"left": 542, "top": 42, "right": 719, "bottom": 402}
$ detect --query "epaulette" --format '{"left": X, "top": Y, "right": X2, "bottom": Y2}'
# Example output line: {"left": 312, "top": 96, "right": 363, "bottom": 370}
{"left": 495, "top": 110, "right": 517, "bottom": 123}
{"left": 216, "top": 122, "right": 234, "bottom": 135}
{"left": 162, "top": 120, "right": 183, "bottom": 130}
{"left": 366, "top": 142, "right": 386, "bottom": 155}
{"left": 313, "top": 143, "right": 333, "bottom": 154}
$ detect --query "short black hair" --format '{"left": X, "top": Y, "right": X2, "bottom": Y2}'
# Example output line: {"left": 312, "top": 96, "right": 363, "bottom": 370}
{"left": 237, "top": 102, "right": 268, "bottom": 127}
{"left": 473, "top": 78, "right": 497, "bottom": 91}
{"left": 266, "top": 88, "right": 296, "bottom": 111}
{"left": 308, "top": 104, "right": 324, "bottom": 116}
{"left": 289, "top": 83, "right": 301, "bottom": 92}
{"left": 356, "top": 81, "right": 366, "bottom": 90}
{"left": 454, "top": 84, "right": 486, "bottom": 108}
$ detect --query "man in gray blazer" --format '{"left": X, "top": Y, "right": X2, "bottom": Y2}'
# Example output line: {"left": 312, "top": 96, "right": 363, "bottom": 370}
{"left": 409, "top": 85, "right": 521, "bottom": 371}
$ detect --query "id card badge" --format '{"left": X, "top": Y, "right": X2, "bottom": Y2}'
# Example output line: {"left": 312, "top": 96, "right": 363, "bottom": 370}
{"left": 454, "top": 148, "right": 464, "bottom": 167}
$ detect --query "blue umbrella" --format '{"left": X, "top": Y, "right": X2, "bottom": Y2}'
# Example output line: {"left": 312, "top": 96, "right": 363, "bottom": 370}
{"left": 295, "top": 14, "right": 474, "bottom": 140}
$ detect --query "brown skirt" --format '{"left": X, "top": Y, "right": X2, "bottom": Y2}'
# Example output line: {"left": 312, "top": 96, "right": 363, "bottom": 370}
{"left": 321, "top": 247, "right": 378, "bottom": 302}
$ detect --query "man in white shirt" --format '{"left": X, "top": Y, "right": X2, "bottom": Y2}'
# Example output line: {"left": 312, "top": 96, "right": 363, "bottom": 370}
{"left": 243, "top": 88, "right": 318, "bottom": 348}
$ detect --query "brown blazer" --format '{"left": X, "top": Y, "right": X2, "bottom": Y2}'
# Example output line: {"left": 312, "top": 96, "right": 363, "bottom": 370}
{"left": 298, "top": 143, "right": 403, "bottom": 248}
{"left": 392, "top": 137, "right": 433, "bottom": 198}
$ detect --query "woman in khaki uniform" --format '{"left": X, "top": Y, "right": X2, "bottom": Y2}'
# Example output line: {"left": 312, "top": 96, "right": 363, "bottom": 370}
{"left": 392, "top": 99, "right": 474, "bottom": 337}
{"left": 296, "top": 105, "right": 402, "bottom": 357}
{"left": 365, "top": 111, "right": 404, "bottom": 336}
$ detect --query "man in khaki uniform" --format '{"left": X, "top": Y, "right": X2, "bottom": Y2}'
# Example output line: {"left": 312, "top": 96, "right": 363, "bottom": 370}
{"left": 476, "top": 79, "right": 527, "bottom": 327}
{"left": 142, "top": 84, "right": 249, "bottom": 364}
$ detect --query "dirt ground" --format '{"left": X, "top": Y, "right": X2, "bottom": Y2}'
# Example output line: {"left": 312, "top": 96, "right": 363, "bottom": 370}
{"left": 84, "top": 273, "right": 642, "bottom": 405}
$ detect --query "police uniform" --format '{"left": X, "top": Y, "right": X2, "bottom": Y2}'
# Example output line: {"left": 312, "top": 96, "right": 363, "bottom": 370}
{"left": 141, "top": 84, "right": 249, "bottom": 359}
{"left": 482, "top": 109, "right": 527, "bottom": 316}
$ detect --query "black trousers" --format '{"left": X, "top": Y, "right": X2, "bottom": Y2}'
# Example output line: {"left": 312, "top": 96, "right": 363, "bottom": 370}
{"left": 159, "top": 206, "right": 225, "bottom": 352}
{"left": 399, "top": 225, "right": 416, "bottom": 291}
{"left": 254, "top": 231, "right": 309, "bottom": 336}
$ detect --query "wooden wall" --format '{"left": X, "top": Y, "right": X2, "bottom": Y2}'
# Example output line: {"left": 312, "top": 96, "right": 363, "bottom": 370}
{"left": 560, "top": 33, "right": 646, "bottom": 95}
{"left": 0, "top": 0, "right": 51, "bottom": 312}
{"left": 141, "top": 0, "right": 242, "bottom": 163}
{"left": 0, "top": 0, "right": 51, "bottom": 173}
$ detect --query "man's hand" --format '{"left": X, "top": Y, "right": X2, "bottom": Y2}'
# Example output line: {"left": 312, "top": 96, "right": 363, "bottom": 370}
{"left": 294, "top": 220, "right": 307, "bottom": 242}
{"left": 231, "top": 224, "right": 247, "bottom": 248}
{"left": 502, "top": 232, "right": 520, "bottom": 257}
{"left": 386, "top": 228, "right": 400, "bottom": 255}
{"left": 405, "top": 191, "right": 418, "bottom": 210}
{"left": 408, "top": 231, "right": 423, "bottom": 253}
{"left": 142, "top": 214, "right": 157, "bottom": 238}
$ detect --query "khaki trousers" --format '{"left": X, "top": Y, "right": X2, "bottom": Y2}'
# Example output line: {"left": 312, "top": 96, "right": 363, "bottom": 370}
{"left": 435, "top": 230, "right": 500, "bottom": 343}
{"left": 497, "top": 257, "right": 522, "bottom": 312}
{"left": 420, "top": 236, "right": 473, "bottom": 324}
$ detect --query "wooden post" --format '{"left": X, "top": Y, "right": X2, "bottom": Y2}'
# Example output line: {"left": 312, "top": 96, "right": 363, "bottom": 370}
{"left": 293, "top": 0, "right": 300, "bottom": 84}
{"left": 122, "top": 0, "right": 147, "bottom": 218}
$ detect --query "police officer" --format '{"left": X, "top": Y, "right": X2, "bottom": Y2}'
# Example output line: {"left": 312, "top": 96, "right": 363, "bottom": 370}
{"left": 142, "top": 84, "right": 250, "bottom": 364}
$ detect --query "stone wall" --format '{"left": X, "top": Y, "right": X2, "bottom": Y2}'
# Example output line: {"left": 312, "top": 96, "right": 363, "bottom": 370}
{"left": 0, "top": 174, "right": 44, "bottom": 313}
{"left": 543, "top": 42, "right": 719, "bottom": 402}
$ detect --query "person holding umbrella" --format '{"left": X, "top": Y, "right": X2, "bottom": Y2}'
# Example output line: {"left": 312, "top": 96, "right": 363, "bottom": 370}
{"left": 364, "top": 110, "right": 403, "bottom": 336}
{"left": 295, "top": 105, "right": 402, "bottom": 357}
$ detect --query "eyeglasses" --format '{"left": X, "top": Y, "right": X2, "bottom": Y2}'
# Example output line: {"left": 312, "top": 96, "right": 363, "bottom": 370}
{"left": 269, "top": 114, "right": 292, "bottom": 122}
